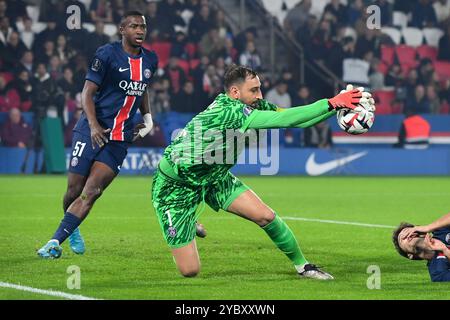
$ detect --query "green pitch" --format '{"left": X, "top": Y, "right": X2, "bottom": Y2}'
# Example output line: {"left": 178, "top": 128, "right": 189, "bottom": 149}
{"left": 1, "top": 175, "right": 449, "bottom": 300}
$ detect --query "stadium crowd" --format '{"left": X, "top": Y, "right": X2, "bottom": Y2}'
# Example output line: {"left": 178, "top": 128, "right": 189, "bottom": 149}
{"left": 0, "top": 0, "right": 449, "bottom": 150}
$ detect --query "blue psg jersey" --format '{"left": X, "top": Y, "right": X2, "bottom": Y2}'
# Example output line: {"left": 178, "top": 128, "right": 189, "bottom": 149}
{"left": 74, "top": 41, "right": 158, "bottom": 142}
{"left": 427, "top": 227, "right": 450, "bottom": 282}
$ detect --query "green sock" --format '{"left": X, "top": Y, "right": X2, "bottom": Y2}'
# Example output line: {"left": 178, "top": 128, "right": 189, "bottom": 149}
{"left": 262, "top": 214, "right": 308, "bottom": 267}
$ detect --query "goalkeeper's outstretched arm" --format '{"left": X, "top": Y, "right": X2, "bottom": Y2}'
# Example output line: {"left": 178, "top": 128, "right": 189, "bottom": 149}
{"left": 247, "top": 99, "right": 333, "bottom": 129}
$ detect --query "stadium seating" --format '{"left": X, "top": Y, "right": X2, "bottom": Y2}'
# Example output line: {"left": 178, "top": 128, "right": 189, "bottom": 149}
{"left": 433, "top": 61, "right": 450, "bottom": 81}
{"left": 177, "top": 59, "right": 190, "bottom": 76}
{"left": 422, "top": 28, "right": 445, "bottom": 48}
{"left": 381, "top": 27, "right": 402, "bottom": 45}
{"left": 416, "top": 45, "right": 438, "bottom": 61}
{"left": 372, "top": 90, "right": 396, "bottom": 114}
{"left": 395, "top": 45, "right": 417, "bottom": 65}
{"left": 185, "top": 43, "right": 198, "bottom": 59}
{"left": 380, "top": 45, "right": 395, "bottom": 66}
{"left": 144, "top": 41, "right": 172, "bottom": 68}
{"left": 393, "top": 11, "right": 409, "bottom": 28}
{"left": 401, "top": 27, "right": 424, "bottom": 47}
{"left": 25, "top": 5, "right": 39, "bottom": 23}
{"left": 82, "top": 23, "right": 95, "bottom": 33}
{"left": 104, "top": 24, "right": 118, "bottom": 38}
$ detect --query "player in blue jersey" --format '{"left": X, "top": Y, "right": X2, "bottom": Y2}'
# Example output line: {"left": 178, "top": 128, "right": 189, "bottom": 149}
{"left": 393, "top": 212, "right": 450, "bottom": 282}
{"left": 37, "top": 11, "right": 159, "bottom": 259}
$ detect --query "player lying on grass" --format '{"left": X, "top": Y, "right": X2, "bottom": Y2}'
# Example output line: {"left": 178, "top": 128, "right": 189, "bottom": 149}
{"left": 152, "top": 64, "right": 374, "bottom": 279}
{"left": 393, "top": 212, "right": 450, "bottom": 282}
{"left": 36, "top": 11, "right": 205, "bottom": 259}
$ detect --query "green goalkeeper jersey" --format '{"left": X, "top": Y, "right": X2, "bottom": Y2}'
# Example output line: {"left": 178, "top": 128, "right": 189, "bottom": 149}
{"left": 160, "top": 93, "right": 333, "bottom": 187}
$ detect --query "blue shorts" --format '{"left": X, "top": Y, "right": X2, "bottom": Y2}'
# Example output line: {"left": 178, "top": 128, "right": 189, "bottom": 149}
{"left": 69, "top": 132, "right": 130, "bottom": 177}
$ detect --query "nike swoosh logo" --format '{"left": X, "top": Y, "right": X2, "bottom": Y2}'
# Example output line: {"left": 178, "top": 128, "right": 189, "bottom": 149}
{"left": 119, "top": 68, "right": 129, "bottom": 72}
{"left": 305, "top": 151, "right": 368, "bottom": 176}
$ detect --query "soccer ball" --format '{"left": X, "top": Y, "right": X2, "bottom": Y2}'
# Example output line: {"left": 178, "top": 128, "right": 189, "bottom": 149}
{"left": 336, "top": 101, "right": 375, "bottom": 135}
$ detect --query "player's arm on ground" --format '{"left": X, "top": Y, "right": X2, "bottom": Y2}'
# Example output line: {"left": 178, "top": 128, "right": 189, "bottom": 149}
{"left": 81, "top": 80, "right": 111, "bottom": 149}
{"left": 133, "top": 88, "right": 154, "bottom": 142}
{"left": 403, "top": 212, "right": 450, "bottom": 240}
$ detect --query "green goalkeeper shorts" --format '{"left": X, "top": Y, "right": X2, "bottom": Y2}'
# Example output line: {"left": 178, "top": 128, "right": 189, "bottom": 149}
{"left": 151, "top": 169, "right": 249, "bottom": 248}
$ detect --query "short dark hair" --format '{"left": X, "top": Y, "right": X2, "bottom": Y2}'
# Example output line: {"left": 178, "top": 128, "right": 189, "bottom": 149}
{"left": 120, "top": 11, "right": 145, "bottom": 26}
{"left": 392, "top": 222, "right": 420, "bottom": 259}
{"left": 223, "top": 64, "right": 257, "bottom": 92}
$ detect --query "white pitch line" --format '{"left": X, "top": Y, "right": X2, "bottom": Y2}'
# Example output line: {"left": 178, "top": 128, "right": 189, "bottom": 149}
{"left": 283, "top": 216, "right": 395, "bottom": 229}
{"left": 0, "top": 282, "right": 100, "bottom": 300}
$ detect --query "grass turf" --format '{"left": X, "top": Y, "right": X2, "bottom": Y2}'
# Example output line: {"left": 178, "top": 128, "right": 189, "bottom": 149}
{"left": 1, "top": 175, "right": 449, "bottom": 300}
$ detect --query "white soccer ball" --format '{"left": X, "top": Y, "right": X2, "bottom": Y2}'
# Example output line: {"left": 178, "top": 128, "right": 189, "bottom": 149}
{"left": 336, "top": 101, "right": 375, "bottom": 135}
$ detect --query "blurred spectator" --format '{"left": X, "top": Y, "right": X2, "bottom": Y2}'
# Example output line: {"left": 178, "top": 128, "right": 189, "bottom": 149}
{"left": 0, "top": 0, "right": 6, "bottom": 20}
{"left": 266, "top": 81, "right": 292, "bottom": 108}
{"left": 150, "top": 78, "right": 171, "bottom": 115}
{"left": 86, "top": 21, "right": 110, "bottom": 58}
{"left": 35, "top": 40, "right": 56, "bottom": 65}
{"left": 411, "top": 0, "right": 437, "bottom": 28}
{"left": 16, "top": 50, "right": 34, "bottom": 76}
{"left": 426, "top": 85, "right": 442, "bottom": 114}
{"left": 441, "top": 79, "right": 450, "bottom": 106}
{"left": 0, "top": 107, "right": 32, "bottom": 147}
{"left": 346, "top": 0, "right": 364, "bottom": 26}
{"left": 9, "top": 69, "right": 33, "bottom": 112}
{"left": 323, "top": 0, "right": 347, "bottom": 27}
{"left": 0, "top": 16, "right": 13, "bottom": 48}
{"left": 199, "top": 28, "right": 226, "bottom": 61}
{"left": 64, "top": 104, "right": 82, "bottom": 147}
{"left": 165, "top": 56, "right": 187, "bottom": 95}
{"left": 385, "top": 63, "right": 404, "bottom": 87}
{"left": 239, "top": 41, "right": 262, "bottom": 71}
{"left": 327, "top": 36, "right": 355, "bottom": 78}
{"left": 189, "top": 4, "right": 214, "bottom": 42}
{"left": 4, "top": 0, "right": 27, "bottom": 25}
{"left": 369, "top": 58, "right": 385, "bottom": 90}
{"left": 395, "top": 110, "right": 431, "bottom": 149}
{"left": 202, "top": 64, "right": 221, "bottom": 102}
{"left": 214, "top": 10, "right": 232, "bottom": 39}
{"left": 284, "top": 0, "right": 312, "bottom": 36}
{"left": 158, "top": 0, "right": 186, "bottom": 33}
{"left": 292, "top": 85, "right": 313, "bottom": 106}
{"left": 433, "top": 0, "right": 450, "bottom": 24}
{"left": 33, "top": 22, "right": 59, "bottom": 53}
{"left": 405, "top": 85, "right": 431, "bottom": 114}
{"left": 89, "top": 0, "right": 114, "bottom": 24}
{"left": 438, "top": 25, "right": 450, "bottom": 61}
{"left": 418, "top": 58, "right": 435, "bottom": 85}
{"left": 32, "top": 62, "right": 64, "bottom": 120}
{"left": 111, "top": 0, "right": 126, "bottom": 24}
{"left": 48, "top": 55, "right": 63, "bottom": 81}
{"left": 295, "top": 14, "right": 318, "bottom": 47}
{"left": 234, "top": 26, "right": 257, "bottom": 54}
{"left": 374, "top": 0, "right": 393, "bottom": 26}
{"left": 308, "top": 19, "right": 334, "bottom": 64}
{"left": 215, "top": 57, "right": 226, "bottom": 78}
{"left": 171, "top": 80, "right": 199, "bottom": 113}
{"left": 355, "top": 29, "right": 379, "bottom": 60}
{"left": 393, "top": 0, "right": 415, "bottom": 14}
{"left": 19, "top": 17, "right": 35, "bottom": 50}
{"left": 222, "top": 37, "right": 238, "bottom": 65}
{"left": 303, "top": 121, "right": 333, "bottom": 149}
{"left": 0, "top": 74, "right": 20, "bottom": 112}
{"left": 55, "top": 35, "right": 76, "bottom": 67}
{"left": 58, "top": 67, "right": 79, "bottom": 105}
{"left": 191, "top": 55, "right": 210, "bottom": 93}
{"left": 145, "top": 1, "right": 174, "bottom": 41}
{"left": 280, "top": 69, "right": 297, "bottom": 98}
{"left": 2, "top": 31, "right": 28, "bottom": 72}
{"left": 72, "top": 54, "right": 89, "bottom": 92}
{"left": 170, "top": 31, "right": 189, "bottom": 60}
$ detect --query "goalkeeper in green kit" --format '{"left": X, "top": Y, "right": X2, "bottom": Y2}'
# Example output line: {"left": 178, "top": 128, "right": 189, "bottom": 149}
{"left": 152, "top": 65, "right": 372, "bottom": 279}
